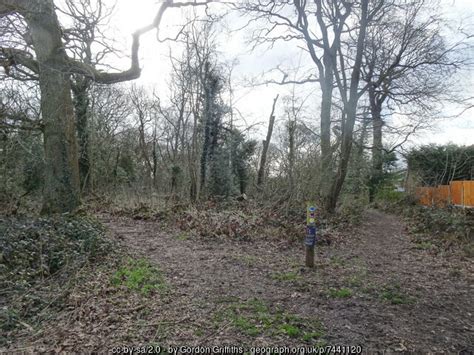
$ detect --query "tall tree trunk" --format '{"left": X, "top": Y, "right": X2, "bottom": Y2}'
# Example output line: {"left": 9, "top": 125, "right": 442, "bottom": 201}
{"left": 72, "top": 78, "right": 91, "bottom": 193}
{"left": 188, "top": 131, "right": 198, "bottom": 201}
{"left": 189, "top": 100, "right": 200, "bottom": 201}
{"left": 137, "top": 110, "right": 153, "bottom": 187}
{"left": 369, "top": 88, "right": 384, "bottom": 202}
{"left": 113, "top": 148, "right": 120, "bottom": 187}
{"left": 199, "top": 63, "right": 217, "bottom": 198}
{"left": 189, "top": 166, "right": 197, "bottom": 201}
{"left": 152, "top": 131, "right": 158, "bottom": 188}
{"left": 353, "top": 115, "right": 370, "bottom": 196}
{"left": 24, "top": 1, "right": 80, "bottom": 213}
{"left": 288, "top": 118, "right": 296, "bottom": 200}
{"left": 199, "top": 83, "right": 212, "bottom": 197}
{"left": 326, "top": 0, "right": 369, "bottom": 213}
{"left": 257, "top": 94, "right": 279, "bottom": 186}
{"left": 370, "top": 110, "right": 384, "bottom": 201}
{"left": 319, "top": 68, "right": 335, "bottom": 211}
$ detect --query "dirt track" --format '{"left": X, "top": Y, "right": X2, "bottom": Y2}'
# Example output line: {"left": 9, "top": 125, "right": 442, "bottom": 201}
{"left": 5, "top": 209, "right": 473, "bottom": 353}
{"left": 99, "top": 209, "right": 473, "bottom": 352}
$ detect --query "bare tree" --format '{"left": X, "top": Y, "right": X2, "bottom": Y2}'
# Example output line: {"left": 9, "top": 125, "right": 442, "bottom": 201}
{"left": 0, "top": 0, "right": 211, "bottom": 213}
{"left": 361, "top": 1, "right": 468, "bottom": 200}
{"left": 60, "top": 0, "right": 119, "bottom": 192}
{"left": 88, "top": 84, "right": 132, "bottom": 189}
{"left": 257, "top": 94, "right": 279, "bottom": 187}
{"left": 128, "top": 85, "right": 159, "bottom": 188}
{"left": 236, "top": 0, "right": 385, "bottom": 212}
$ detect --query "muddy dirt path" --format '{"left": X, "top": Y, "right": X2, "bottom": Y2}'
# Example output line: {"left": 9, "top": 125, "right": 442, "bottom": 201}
{"left": 98, "top": 209, "right": 473, "bottom": 352}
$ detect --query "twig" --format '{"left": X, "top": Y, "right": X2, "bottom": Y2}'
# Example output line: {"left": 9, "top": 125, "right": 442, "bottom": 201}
{"left": 198, "top": 320, "right": 232, "bottom": 342}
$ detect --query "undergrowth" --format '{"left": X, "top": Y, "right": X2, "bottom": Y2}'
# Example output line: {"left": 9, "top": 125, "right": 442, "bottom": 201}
{"left": 0, "top": 214, "right": 112, "bottom": 341}
{"left": 376, "top": 196, "right": 474, "bottom": 256}
{"left": 330, "top": 199, "right": 366, "bottom": 229}
{"left": 99, "top": 198, "right": 349, "bottom": 246}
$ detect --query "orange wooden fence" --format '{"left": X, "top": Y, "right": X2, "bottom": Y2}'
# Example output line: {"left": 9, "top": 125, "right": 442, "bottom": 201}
{"left": 416, "top": 181, "right": 474, "bottom": 208}
{"left": 433, "top": 185, "right": 450, "bottom": 207}
{"left": 464, "top": 180, "right": 474, "bottom": 207}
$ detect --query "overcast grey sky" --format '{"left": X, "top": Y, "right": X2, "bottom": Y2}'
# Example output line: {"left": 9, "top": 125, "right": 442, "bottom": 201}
{"left": 106, "top": 0, "right": 473, "bottom": 147}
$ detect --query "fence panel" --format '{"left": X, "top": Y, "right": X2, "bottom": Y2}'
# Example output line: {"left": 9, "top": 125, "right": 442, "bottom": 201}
{"left": 463, "top": 181, "right": 474, "bottom": 207}
{"left": 434, "top": 185, "right": 450, "bottom": 207}
{"left": 450, "top": 181, "right": 464, "bottom": 206}
{"left": 416, "top": 187, "right": 433, "bottom": 206}
{"left": 416, "top": 181, "right": 473, "bottom": 207}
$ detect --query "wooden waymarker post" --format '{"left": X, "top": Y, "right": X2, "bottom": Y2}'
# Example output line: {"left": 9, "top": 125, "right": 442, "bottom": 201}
{"left": 305, "top": 202, "right": 317, "bottom": 268}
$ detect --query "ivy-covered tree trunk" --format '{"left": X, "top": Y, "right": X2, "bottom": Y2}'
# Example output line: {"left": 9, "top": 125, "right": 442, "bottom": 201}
{"left": 72, "top": 78, "right": 92, "bottom": 193}
{"left": 199, "top": 82, "right": 212, "bottom": 197}
{"left": 199, "top": 62, "right": 220, "bottom": 198}
{"left": 24, "top": 1, "right": 80, "bottom": 213}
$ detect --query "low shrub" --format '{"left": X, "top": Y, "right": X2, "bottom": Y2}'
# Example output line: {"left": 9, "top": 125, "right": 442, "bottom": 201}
{"left": 331, "top": 199, "right": 366, "bottom": 228}
{"left": 0, "top": 214, "right": 112, "bottom": 337}
{"left": 375, "top": 188, "right": 405, "bottom": 203}
{"left": 376, "top": 196, "right": 473, "bottom": 255}
{"left": 408, "top": 206, "right": 473, "bottom": 244}
{"left": 0, "top": 215, "right": 110, "bottom": 282}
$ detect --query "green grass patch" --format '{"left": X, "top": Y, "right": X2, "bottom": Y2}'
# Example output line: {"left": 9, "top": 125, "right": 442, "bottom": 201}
{"left": 111, "top": 258, "right": 167, "bottom": 295}
{"left": 380, "top": 284, "right": 413, "bottom": 304}
{"left": 214, "top": 298, "right": 324, "bottom": 343}
{"left": 233, "top": 315, "right": 259, "bottom": 336}
{"left": 328, "top": 287, "right": 352, "bottom": 298}
{"left": 279, "top": 323, "right": 300, "bottom": 337}
{"left": 271, "top": 271, "right": 301, "bottom": 282}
